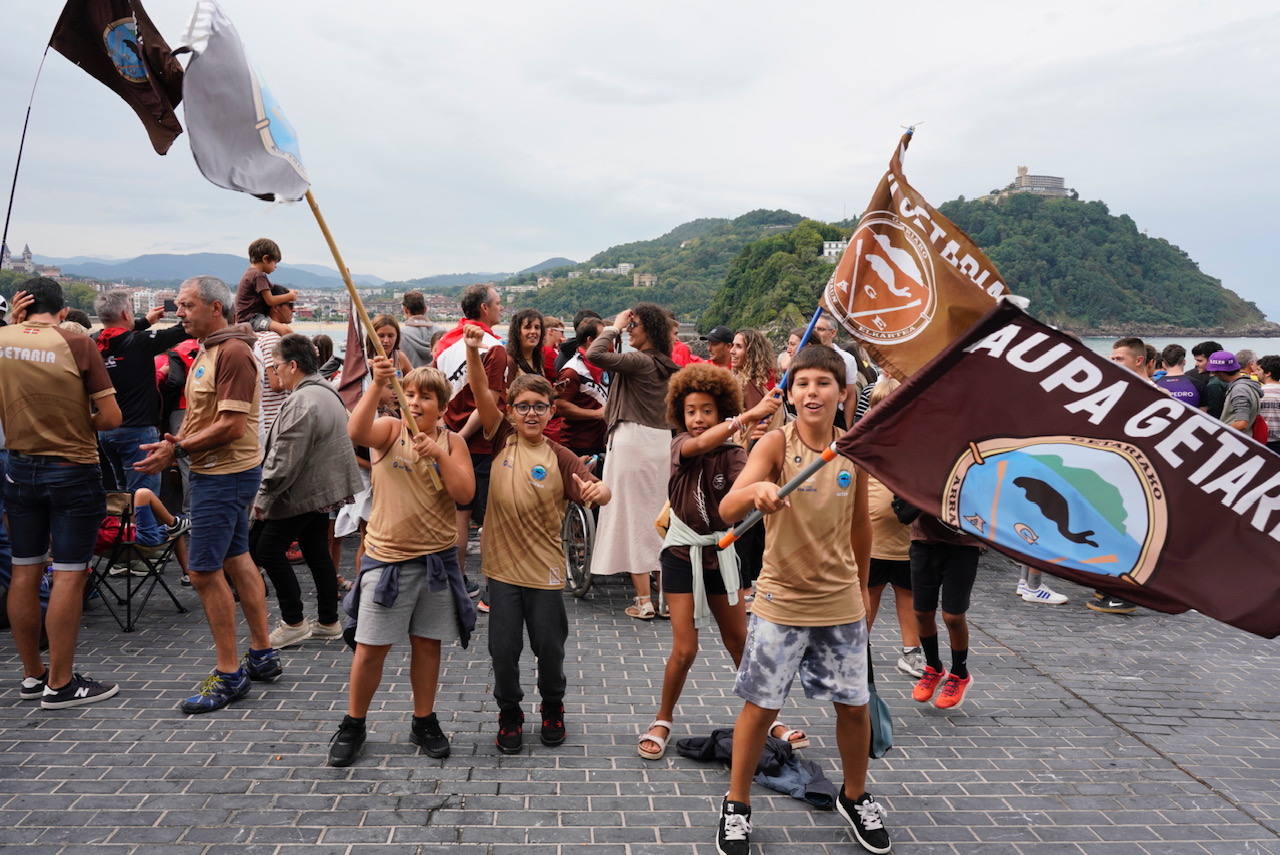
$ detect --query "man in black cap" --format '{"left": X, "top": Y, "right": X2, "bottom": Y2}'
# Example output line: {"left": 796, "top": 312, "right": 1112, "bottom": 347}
{"left": 701, "top": 325, "right": 733, "bottom": 370}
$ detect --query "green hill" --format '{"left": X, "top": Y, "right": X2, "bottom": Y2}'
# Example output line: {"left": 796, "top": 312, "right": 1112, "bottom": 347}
{"left": 700, "top": 195, "right": 1272, "bottom": 335}
{"left": 509, "top": 209, "right": 806, "bottom": 318}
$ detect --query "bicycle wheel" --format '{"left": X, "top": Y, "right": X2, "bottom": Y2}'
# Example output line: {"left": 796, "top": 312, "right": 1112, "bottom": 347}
{"left": 562, "top": 502, "right": 596, "bottom": 598}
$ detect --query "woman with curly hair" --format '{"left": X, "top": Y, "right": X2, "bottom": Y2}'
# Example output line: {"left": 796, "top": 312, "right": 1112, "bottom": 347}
{"left": 638, "top": 363, "right": 781, "bottom": 759}
{"left": 585, "top": 303, "right": 680, "bottom": 619}
{"left": 729, "top": 329, "right": 782, "bottom": 591}
{"left": 505, "top": 308, "right": 548, "bottom": 380}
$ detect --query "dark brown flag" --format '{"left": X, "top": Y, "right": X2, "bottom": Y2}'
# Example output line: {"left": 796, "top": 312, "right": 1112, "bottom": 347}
{"left": 838, "top": 299, "right": 1280, "bottom": 638}
{"left": 51, "top": 0, "right": 184, "bottom": 155}
{"left": 822, "top": 131, "right": 1007, "bottom": 380}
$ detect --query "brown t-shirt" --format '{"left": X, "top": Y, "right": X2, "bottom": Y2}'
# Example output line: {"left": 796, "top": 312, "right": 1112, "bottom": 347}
{"left": 868, "top": 476, "right": 911, "bottom": 561}
{"left": 443, "top": 344, "right": 509, "bottom": 456}
{"left": 183, "top": 336, "right": 262, "bottom": 475}
{"left": 753, "top": 422, "right": 866, "bottom": 627}
{"left": 584, "top": 328, "right": 678, "bottom": 430}
{"left": 663, "top": 432, "right": 747, "bottom": 571}
{"left": 235, "top": 266, "right": 272, "bottom": 323}
{"left": 547, "top": 357, "right": 607, "bottom": 452}
{"left": 0, "top": 321, "right": 115, "bottom": 464}
{"left": 481, "top": 424, "right": 595, "bottom": 589}
{"left": 365, "top": 424, "right": 458, "bottom": 562}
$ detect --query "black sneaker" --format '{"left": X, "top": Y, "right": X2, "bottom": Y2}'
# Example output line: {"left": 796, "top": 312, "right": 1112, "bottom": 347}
{"left": 326, "top": 715, "right": 366, "bottom": 767}
{"left": 837, "top": 789, "right": 891, "bottom": 854}
{"left": 1086, "top": 596, "right": 1138, "bottom": 615}
{"left": 40, "top": 673, "right": 119, "bottom": 709}
{"left": 496, "top": 707, "right": 524, "bottom": 754}
{"left": 539, "top": 701, "right": 566, "bottom": 747}
{"left": 166, "top": 515, "right": 191, "bottom": 539}
{"left": 716, "top": 798, "right": 752, "bottom": 855}
{"left": 243, "top": 647, "right": 283, "bottom": 682}
{"left": 19, "top": 670, "right": 48, "bottom": 700}
{"left": 463, "top": 575, "right": 481, "bottom": 598}
{"left": 410, "top": 712, "right": 451, "bottom": 759}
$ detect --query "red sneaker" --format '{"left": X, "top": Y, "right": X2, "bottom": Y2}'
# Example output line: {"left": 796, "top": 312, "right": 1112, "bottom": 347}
{"left": 912, "top": 666, "right": 947, "bottom": 703}
{"left": 934, "top": 673, "right": 974, "bottom": 710}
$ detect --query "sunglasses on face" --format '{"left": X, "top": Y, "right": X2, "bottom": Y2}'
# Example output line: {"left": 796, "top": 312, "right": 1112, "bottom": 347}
{"left": 512, "top": 402, "right": 552, "bottom": 415}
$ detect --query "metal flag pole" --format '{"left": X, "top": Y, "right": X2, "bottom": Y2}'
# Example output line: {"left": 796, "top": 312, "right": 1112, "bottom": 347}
{"left": 304, "top": 189, "right": 441, "bottom": 489}
{"left": 1, "top": 46, "right": 51, "bottom": 260}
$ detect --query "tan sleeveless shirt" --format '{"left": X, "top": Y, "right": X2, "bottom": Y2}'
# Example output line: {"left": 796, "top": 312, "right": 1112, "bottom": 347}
{"left": 752, "top": 422, "right": 865, "bottom": 627}
{"left": 364, "top": 424, "right": 457, "bottom": 563}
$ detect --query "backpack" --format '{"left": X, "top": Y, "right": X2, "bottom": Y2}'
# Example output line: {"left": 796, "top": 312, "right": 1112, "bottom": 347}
{"left": 1252, "top": 415, "right": 1269, "bottom": 444}
{"left": 159, "top": 341, "right": 198, "bottom": 421}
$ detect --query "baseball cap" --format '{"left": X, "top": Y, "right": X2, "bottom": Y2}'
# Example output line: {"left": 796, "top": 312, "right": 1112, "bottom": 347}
{"left": 1205, "top": 350, "right": 1241, "bottom": 373}
{"left": 700, "top": 325, "right": 734, "bottom": 344}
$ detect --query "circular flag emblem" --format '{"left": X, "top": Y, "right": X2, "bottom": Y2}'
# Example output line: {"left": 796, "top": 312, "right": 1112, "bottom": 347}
{"left": 943, "top": 436, "right": 1168, "bottom": 585}
{"left": 837, "top": 470, "right": 853, "bottom": 489}
{"left": 826, "top": 210, "right": 936, "bottom": 345}
{"left": 530, "top": 465, "right": 547, "bottom": 482}
{"left": 103, "top": 19, "right": 148, "bottom": 84}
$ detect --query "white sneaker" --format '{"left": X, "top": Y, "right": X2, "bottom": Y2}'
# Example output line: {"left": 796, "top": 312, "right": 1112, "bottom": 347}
{"left": 310, "top": 621, "right": 344, "bottom": 640}
{"left": 268, "top": 619, "right": 312, "bottom": 649}
{"left": 1022, "top": 585, "right": 1068, "bottom": 605}
{"left": 1015, "top": 579, "right": 1030, "bottom": 597}
{"left": 896, "top": 647, "right": 926, "bottom": 678}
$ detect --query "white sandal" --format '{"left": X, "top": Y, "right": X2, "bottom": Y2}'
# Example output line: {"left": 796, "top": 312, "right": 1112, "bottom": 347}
{"left": 626, "top": 596, "right": 656, "bottom": 620}
{"left": 638, "top": 719, "right": 673, "bottom": 760}
{"left": 771, "top": 722, "right": 810, "bottom": 750}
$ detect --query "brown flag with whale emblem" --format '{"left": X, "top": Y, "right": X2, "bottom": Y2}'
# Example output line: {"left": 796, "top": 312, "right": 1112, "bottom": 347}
{"left": 822, "top": 130, "right": 1007, "bottom": 380}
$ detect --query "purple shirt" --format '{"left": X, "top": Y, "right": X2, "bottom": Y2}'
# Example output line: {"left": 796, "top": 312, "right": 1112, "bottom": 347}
{"left": 1156, "top": 374, "right": 1201, "bottom": 408}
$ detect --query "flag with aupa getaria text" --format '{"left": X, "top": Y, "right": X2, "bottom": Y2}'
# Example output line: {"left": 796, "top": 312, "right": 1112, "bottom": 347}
{"left": 822, "top": 131, "right": 1008, "bottom": 381}
{"left": 837, "top": 299, "right": 1280, "bottom": 638}
{"left": 51, "top": 0, "right": 185, "bottom": 154}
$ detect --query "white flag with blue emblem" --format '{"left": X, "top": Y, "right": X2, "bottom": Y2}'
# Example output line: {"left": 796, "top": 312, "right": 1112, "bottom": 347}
{"left": 179, "top": 0, "right": 309, "bottom": 202}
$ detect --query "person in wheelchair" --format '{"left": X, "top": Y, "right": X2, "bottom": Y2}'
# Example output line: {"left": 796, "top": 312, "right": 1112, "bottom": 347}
{"left": 463, "top": 325, "right": 610, "bottom": 755}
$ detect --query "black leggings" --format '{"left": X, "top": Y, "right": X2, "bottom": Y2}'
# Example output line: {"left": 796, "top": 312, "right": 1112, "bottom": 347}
{"left": 909, "top": 541, "right": 980, "bottom": 615}
{"left": 250, "top": 511, "right": 339, "bottom": 625}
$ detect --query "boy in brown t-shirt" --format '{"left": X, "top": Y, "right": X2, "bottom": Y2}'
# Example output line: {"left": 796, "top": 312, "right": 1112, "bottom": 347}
{"left": 716, "top": 344, "right": 891, "bottom": 855}
{"left": 234, "top": 237, "right": 296, "bottom": 335}
{"left": 463, "top": 326, "right": 610, "bottom": 754}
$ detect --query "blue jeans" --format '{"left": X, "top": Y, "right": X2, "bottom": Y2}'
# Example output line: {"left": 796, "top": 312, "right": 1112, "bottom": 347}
{"left": 188, "top": 466, "right": 261, "bottom": 572}
{"left": 98, "top": 425, "right": 161, "bottom": 494}
{"left": 0, "top": 449, "right": 11, "bottom": 585}
{"left": 4, "top": 452, "right": 106, "bottom": 572}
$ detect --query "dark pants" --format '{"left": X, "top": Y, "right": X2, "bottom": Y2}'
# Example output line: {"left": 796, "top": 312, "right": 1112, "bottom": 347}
{"left": 910, "top": 541, "right": 980, "bottom": 614}
{"left": 98, "top": 425, "right": 161, "bottom": 494}
{"left": 251, "top": 511, "right": 339, "bottom": 626}
{"left": 487, "top": 577, "right": 568, "bottom": 713}
{"left": 4, "top": 452, "right": 104, "bottom": 571}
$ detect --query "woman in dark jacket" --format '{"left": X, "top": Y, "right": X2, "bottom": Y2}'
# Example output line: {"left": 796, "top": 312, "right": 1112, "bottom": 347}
{"left": 251, "top": 334, "right": 363, "bottom": 648}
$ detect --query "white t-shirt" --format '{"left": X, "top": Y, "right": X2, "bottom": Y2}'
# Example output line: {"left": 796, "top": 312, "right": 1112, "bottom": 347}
{"left": 252, "top": 331, "right": 288, "bottom": 445}
{"left": 830, "top": 343, "right": 862, "bottom": 407}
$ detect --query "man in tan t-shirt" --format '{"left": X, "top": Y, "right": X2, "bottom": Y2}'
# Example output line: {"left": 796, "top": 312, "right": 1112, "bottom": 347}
{"left": 136, "top": 275, "right": 277, "bottom": 715}
{"left": 0, "top": 278, "right": 123, "bottom": 709}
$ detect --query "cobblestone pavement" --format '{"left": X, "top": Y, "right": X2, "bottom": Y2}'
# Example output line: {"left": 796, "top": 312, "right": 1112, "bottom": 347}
{"left": 1, "top": 546, "right": 1278, "bottom": 854}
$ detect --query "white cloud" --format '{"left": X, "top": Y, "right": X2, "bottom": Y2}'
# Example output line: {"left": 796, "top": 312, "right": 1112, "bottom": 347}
{"left": 0, "top": 0, "right": 1275, "bottom": 317}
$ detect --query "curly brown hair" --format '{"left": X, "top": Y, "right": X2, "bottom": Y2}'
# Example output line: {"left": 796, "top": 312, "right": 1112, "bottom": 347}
{"left": 665, "top": 363, "right": 744, "bottom": 431}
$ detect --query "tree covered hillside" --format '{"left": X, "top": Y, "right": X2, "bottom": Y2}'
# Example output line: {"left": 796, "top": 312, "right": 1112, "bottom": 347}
{"left": 510, "top": 209, "right": 806, "bottom": 318}
{"left": 702, "top": 195, "right": 1271, "bottom": 335}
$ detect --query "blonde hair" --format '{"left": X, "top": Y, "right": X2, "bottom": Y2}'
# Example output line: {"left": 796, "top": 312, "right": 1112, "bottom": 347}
{"left": 867, "top": 373, "right": 899, "bottom": 407}
{"left": 732, "top": 329, "right": 775, "bottom": 392}
{"left": 401, "top": 366, "right": 451, "bottom": 410}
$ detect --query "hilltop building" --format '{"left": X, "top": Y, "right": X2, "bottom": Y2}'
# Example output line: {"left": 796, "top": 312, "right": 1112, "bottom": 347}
{"left": 1, "top": 243, "right": 61, "bottom": 277}
{"left": 589, "top": 262, "right": 636, "bottom": 276}
{"left": 980, "top": 166, "right": 1076, "bottom": 202}
{"left": 632, "top": 272, "right": 658, "bottom": 287}
{"left": 822, "top": 240, "right": 849, "bottom": 262}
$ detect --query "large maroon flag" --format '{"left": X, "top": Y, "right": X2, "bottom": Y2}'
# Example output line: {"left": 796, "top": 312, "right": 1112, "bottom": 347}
{"left": 822, "top": 131, "right": 1007, "bottom": 380}
{"left": 838, "top": 299, "right": 1280, "bottom": 638}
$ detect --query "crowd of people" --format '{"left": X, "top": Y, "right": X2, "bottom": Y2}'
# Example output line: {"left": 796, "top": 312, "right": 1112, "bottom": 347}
{"left": 2, "top": 236, "right": 1279, "bottom": 854}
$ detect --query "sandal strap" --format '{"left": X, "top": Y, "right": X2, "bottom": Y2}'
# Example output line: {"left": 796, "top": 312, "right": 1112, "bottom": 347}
{"left": 639, "top": 720, "right": 674, "bottom": 749}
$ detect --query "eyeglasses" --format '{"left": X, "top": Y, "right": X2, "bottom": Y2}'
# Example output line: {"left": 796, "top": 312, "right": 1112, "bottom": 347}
{"left": 512, "top": 402, "right": 551, "bottom": 415}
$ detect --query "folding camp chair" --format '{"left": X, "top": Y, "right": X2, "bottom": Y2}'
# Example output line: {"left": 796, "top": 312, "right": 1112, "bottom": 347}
{"left": 87, "top": 492, "right": 189, "bottom": 632}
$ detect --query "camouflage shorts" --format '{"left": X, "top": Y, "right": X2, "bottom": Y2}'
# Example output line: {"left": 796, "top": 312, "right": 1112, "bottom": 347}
{"left": 734, "top": 615, "right": 869, "bottom": 709}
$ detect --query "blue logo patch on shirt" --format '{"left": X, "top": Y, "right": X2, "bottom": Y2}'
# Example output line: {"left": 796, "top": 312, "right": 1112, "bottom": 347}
{"left": 194, "top": 365, "right": 206, "bottom": 379}
{"left": 531, "top": 464, "right": 547, "bottom": 481}
{"left": 837, "top": 470, "right": 853, "bottom": 489}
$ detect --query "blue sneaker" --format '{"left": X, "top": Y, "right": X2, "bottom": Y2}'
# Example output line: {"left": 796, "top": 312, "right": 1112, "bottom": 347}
{"left": 243, "top": 648, "right": 283, "bottom": 683}
{"left": 180, "top": 668, "right": 250, "bottom": 714}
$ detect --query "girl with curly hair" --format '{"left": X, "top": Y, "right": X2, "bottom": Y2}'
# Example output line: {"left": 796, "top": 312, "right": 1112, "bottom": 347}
{"left": 585, "top": 303, "right": 680, "bottom": 619}
{"left": 729, "top": 329, "right": 782, "bottom": 590}
{"left": 505, "top": 308, "right": 548, "bottom": 380}
{"left": 637, "top": 364, "right": 782, "bottom": 760}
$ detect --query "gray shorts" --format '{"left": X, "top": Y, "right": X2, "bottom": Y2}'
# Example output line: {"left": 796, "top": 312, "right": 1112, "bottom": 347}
{"left": 734, "top": 615, "right": 869, "bottom": 709}
{"left": 354, "top": 559, "right": 460, "bottom": 646}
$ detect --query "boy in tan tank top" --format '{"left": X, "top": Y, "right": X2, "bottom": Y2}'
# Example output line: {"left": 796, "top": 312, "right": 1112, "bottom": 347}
{"left": 326, "top": 357, "right": 477, "bottom": 768}
{"left": 716, "top": 344, "right": 891, "bottom": 855}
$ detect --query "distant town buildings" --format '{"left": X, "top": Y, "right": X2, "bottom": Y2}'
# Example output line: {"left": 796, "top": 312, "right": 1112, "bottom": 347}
{"left": 566, "top": 270, "right": 583, "bottom": 279}
{"left": 589, "top": 262, "right": 635, "bottom": 276}
{"left": 822, "top": 240, "right": 849, "bottom": 263}
{"left": 536, "top": 275, "right": 554, "bottom": 289}
{"left": 632, "top": 272, "right": 658, "bottom": 287}
{"left": 979, "top": 166, "right": 1075, "bottom": 202}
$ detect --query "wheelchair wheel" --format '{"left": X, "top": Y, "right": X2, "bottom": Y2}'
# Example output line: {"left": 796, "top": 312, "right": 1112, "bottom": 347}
{"left": 562, "top": 502, "right": 596, "bottom": 598}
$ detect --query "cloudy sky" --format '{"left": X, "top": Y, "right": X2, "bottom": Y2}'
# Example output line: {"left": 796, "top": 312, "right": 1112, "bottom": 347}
{"left": 2, "top": 1, "right": 1277, "bottom": 316}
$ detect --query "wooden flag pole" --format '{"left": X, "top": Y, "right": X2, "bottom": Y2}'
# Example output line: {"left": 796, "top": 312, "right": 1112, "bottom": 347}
{"left": 304, "top": 189, "right": 441, "bottom": 488}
